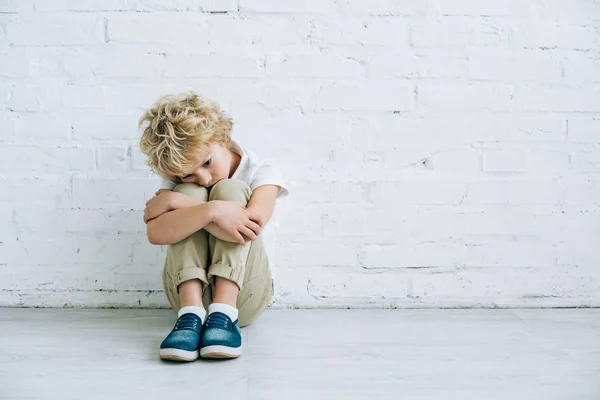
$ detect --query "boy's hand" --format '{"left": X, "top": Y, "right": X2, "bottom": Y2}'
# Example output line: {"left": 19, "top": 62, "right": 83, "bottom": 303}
{"left": 144, "top": 190, "right": 179, "bottom": 223}
{"left": 210, "top": 200, "right": 261, "bottom": 246}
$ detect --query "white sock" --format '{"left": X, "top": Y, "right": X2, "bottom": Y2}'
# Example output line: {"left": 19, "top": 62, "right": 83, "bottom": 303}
{"left": 178, "top": 305, "right": 207, "bottom": 321}
{"left": 208, "top": 303, "right": 238, "bottom": 322}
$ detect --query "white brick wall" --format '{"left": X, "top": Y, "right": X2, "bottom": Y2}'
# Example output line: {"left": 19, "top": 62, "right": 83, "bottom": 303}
{"left": 1, "top": 0, "right": 599, "bottom": 309}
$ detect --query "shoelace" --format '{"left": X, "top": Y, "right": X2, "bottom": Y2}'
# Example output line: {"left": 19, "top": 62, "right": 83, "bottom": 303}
{"left": 205, "top": 313, "right": 230, "bottom": 329}
{"left": 174, "top": 313, "right": 200, "bottom": 331}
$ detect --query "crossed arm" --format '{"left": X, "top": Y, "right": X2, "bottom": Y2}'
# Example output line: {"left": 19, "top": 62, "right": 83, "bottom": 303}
{"left": 145, "top": 185, "right": 280, "bottom": 246}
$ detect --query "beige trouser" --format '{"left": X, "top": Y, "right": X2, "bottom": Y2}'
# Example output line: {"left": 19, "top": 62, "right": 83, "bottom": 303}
{"left": 162, "top": 179, "right": 273, "bottom": 328}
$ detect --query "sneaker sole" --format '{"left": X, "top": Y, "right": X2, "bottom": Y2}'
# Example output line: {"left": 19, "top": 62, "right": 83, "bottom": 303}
{"left": 200, "top": 345, "right": 242, "bottom": 359}
{"left": 159, "top": 348, "right": 199, "bottom": 362}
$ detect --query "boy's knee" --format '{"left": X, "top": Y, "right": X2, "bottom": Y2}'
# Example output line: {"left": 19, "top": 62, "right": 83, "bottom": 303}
{"left": 209, "top": 179, "right": 251, "bottom": 202}
{"left": 173, "top": 183, "right": 208, "bottom": 201}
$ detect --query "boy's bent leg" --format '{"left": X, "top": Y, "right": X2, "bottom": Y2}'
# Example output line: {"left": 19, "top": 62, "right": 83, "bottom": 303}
{"left": 162, "top": 183, "right": 210, "bottom": 313}
{"left": 205, "top": 179, "right": 273, "bottom": 327}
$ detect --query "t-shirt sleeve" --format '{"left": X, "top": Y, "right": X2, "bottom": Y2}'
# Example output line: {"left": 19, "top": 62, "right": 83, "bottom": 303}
{"left": 159, "top": 178, "right": 177, "bottom": 190}
{"left": 250, "top": 159, "right": 289, "bottom": 199}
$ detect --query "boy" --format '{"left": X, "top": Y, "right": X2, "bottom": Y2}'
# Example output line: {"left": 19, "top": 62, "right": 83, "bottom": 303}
{"left": 139, "top": 92, "right": 288, "bottom": 361}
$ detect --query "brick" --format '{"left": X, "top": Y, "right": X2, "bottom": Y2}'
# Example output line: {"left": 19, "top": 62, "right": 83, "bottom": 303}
{"left": 319, "top": 82, "right": 412, "bottom": 111}
{"left": 418, "top": 82, "right": 512, "bottom": 112}
{"left": 436, "top": 0, "right": 535, "bottom": 16}
{"left": 6, "top": 15, "right": 104, "bottom": 46}
{"left": 512, "top": 24, "right": 600, "bottom": 50}
{"left": 410, "top": 17, "right": 502, "bottom": 49}
{"left": 467, "top": 180, "right": 559, "bottom": 204}
{"left": 0, "top": 145, "right": 95, "bottom": 175}
{"left": 107, "top": 15, "right": 209, "bottom": 44}
{"left": 515, "top": 86, "right": 600, "bottom": 112}
{"left": 469, "top": 53, "right": 561, "bottom": 81}
{"left": 564, "top": 56, "right": 600, "bottom": 83}
{"left": 164, "top": 54, "right": 261, "bottom": 78}
{"left": 279, "top": 243, "right": 358, "bottom": 267}
{"left": 307, "top": 267, "right": 411, "bottom": 299}
{"left": 208, "top": 14, "right": 310, "bottom": 48}
{"left": 34, "top": 0, "right": 128, "bottom": 11}
{"left": 14, "top": 113, "right": 71, "bottom": 142}
{"left": 267, "top": 55, "right": 364, "bottom": 78}
{"left": 311, "top": 16, "right": 408, "bottom": 47}
{"left": 371, "top": 180, "right": 467, "bottom": 205}
{"left": 338, "top": 0, "right": 429, "bottom": 16}
{"left": 0, "top": 117, "right": 15, "bottom": 142}
{"left": 71, "top": 113, "right": 139, "bottom": 140}
{"left": 0, "top": 52, "right": 29, "bottom": 78}
{"left": 482, "top": 148, "right": 527, "bottom": 172}
{"left": 72, "top": 178, "right": 160, "bottom": 209}
{"left": 95, "top": 53, "right": 160, "bottom": 79}
{"left": 0, "top": 177, "right": 71, "bottom": 206}
{"left": 570, "top": 147, "right": 600, "bottom": 172}
{"left": 7, "top": 85, "right": 62, "bottom": 112}
{"left": 240, "top": 0, "right": 336, "bottom": 13}
{"left": 568, "top": 119, "right": 600, "bottom": 143}
{"left": 463, "top": 240, "right": 557, "bottom": 268}
{"left": 359, "top": 240, "right": 462, "bottom": 268}
{"left": 62, "top": 85, "right": 105, "bottom": 109}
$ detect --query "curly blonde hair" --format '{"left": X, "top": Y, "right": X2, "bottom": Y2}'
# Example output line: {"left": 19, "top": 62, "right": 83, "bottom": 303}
{"left": 138, "top": 92, "right": 233, "bottom": 182}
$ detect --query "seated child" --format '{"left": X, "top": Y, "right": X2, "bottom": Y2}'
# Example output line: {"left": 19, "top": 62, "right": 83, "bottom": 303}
{"left": 139, "top": 92, "right": 288, "bottom": 361}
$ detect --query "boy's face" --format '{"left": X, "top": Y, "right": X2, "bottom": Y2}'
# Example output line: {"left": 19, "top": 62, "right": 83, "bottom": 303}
{"left": 178, "top": 142, "right": 233, "bottom": 188}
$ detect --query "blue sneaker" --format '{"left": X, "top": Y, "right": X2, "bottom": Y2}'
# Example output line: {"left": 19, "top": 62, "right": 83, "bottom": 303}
{"left": 200, "top": 312, "right": 242, "bottom": 359}
{"left": 159, "top": 313, "right": 203, "bottom": 362}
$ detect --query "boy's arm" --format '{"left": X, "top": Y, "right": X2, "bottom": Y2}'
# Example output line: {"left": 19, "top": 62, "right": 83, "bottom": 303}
{"left": 147, "top": 203, "right": 214, "bottom": 245}
{"left": 246, "top": 185, "right": 281, "bottom": 227}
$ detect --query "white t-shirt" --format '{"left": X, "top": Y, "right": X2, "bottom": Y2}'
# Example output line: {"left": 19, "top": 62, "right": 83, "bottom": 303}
{"left": 159, "top": 140, "right": 289, "bottom": 278}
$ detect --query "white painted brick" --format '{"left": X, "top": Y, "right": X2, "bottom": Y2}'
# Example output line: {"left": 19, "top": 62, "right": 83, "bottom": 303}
{"left": 557, "top": 242, "right": 600, "bottom": 268}
{"left": 311, "top": 16, "right": 408, "bottom": 47}
{"left": 418, "top": 83, "right": 512, "bottom": 112}
{"left": 540, "top": 0, "right": 600, "bottom": 22}
{"left": 467, "top": 180, "right": 559, "bottom": 204}
{"left": 562, "top": 178, "right": 600, "bottom": 206}
{"left": 338, "top": 0, "right": 429, "bottom": 16}
{"left": 6, "top": 15, "right": 104, "bottom": 46}
{"left": 97, "top": 146, "right": 129, "bottom": 174}
{"left": 0, "top": 207, "right": 17, "bottom": 241}
{"left": 0, "top": 0, "right": 21, "bottom": 12}
{"left": 34, "top": 0, "right": 128, "bottom": 11}
{"left": 0, "top": 177, "right": 71, "bottom": 206}
{"left": 567, "top": 119, "right": 600, "bottom": 143}
{"left": 515, "top": 86, "right": 600, "bottom": 112}
{"left": 463, "top": 240, "right": 557, "bottom": 268}
{"left": 7, "top": 85, "right": 62, "bottom": 112}
{"left": 71, "top": 113, "right": 140, "bottom": 141}
{"left": 564, "top": 56, "right": 600, "bottom": 83}
{"left": 469, "top": 53, "right": 561, "bottom": 81}
{"left": 307, "top": 267, "right": 411, "bottom": 299}
{"left": 108, "top": 15, "right": 209, "bottom": 44}
{"left": 1, "top": 239, "right": 132, "bottom": 266}
{"left": 62, "top": 86, "right": 105, "bottom": 109}
{"left": 267, "top": 55, "right": 364, "bottom": 78}
{"left": 0, "top": 52, "right": 29, "bottom": 78}
{"left": 14, "top": 113, "right": 72, "bottom": 142}
{"left": 132, "top": 241, "right": 165, "bottom": 265}
{"left": 95, "top": 53, "right": 161, "bottom": 79}
{"left": 319, "top": 82, "right": 412, "bottom": 111}
{"left": 417, "top": 55, "right": 468, "bottom": 79}
{"left": 240, "top": 0, "right": 336, "bottom": 13}
{"left": 209, "top": 15, "right": 310, "bottom": 48}
{"left": 359, "top": 240, "right": 462, "bottom": 268}
{"left": 367, "top": 53, "right": 418, "bottom": 79}
{"left": 411, "top": 266, "right": 599, "bottom": 302}
{"left": 570, "top": 147, "right": 600, "bottom": 172}
{"left": 482, "top": 148, "right": 527, "bottom": 172}
{"left": 0, "top": 145, "right": 95, "bottom": 175}
{"left": 127, "top": 0, "right": 237, "bottom": 12}
{"left": 0, "top": 117, "right": 15, "bottom": 142}
{"left": 436, "top": 0, "right": 535, "bottom": 16}
{"left": 371, "top": 179, "right": 467, "bottom": 205}
{"left": 164, "top": 54, "right": 261, "bottom": 78}
{"left": 410, "top": 17, "right": 502, "bottom": 49}
{"left": 279, "top": 243, "right": 358, "bottom": 267}
{"left": 15, "top": 207, "right": 145, "bottom": 237}
{"left": 72, "top": 178, "right": 159, "bottom": 209}
{"left": 512, "top": 24, "right": 600, "bottom": 50}
{"left": 432, "top": 148, "right": 481, "bottom": 174}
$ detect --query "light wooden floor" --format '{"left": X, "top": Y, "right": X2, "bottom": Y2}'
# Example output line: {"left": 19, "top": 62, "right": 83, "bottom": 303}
{"left": 1, "top": 308, "right": 599, "bottom": 400}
